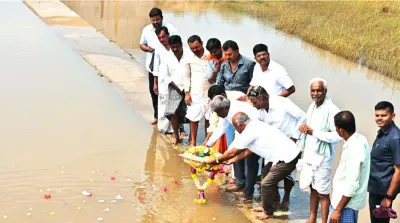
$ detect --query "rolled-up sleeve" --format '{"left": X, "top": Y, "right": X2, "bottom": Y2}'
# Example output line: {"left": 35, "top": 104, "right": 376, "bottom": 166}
{"left": 206, "top": 117, "right": 229, "bottom": 147}
{"left": 312, "top": 105, "right": 342, "bottom": 143}
{"left": 139, "top": 28, "right": 147, "bottom": 45}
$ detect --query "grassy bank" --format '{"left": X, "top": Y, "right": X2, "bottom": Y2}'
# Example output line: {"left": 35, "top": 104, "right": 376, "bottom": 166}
{"left": 221, "top": 1, "right": 400, "bottom": 79}
{"left": 157, "top": 1, "right": 400, "bottom": 79}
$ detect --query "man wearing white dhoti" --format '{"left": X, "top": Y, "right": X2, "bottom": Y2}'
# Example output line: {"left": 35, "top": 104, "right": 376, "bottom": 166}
{"left": 158, "top": 35, "right": 191, "bottom": 145}
{"left": 184, "top": 35, "right": 212, "bottom": 147}
{"left": 296, "top": 77, "right": 342, "bottom": 223}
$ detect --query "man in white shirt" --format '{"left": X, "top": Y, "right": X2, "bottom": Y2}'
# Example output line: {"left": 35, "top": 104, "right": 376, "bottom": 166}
{"left": 139, "top": 7, "right": 178, "bottom": 125}
{"left": 184, "top": 35, "right": 212, "bottom": 147}
{"left": 207, "top": 95, "right": 260, "bottom": 201}
{"left": 248, "top": 85, "right": 306, "bottom": 211}
{"left": 158, "top": 35, "right": 190, "bottom": 145}
{"left": 297, "top": 77, "right": 342, "bottom": 223}
{"left": 206, "top": 112, "right": 301, "bottom": 220}
{"left": 239, "top": 43, "right": 295, "bottom": 102}
{"left": 329, "top": 111, "right": 370, "bottom": 223}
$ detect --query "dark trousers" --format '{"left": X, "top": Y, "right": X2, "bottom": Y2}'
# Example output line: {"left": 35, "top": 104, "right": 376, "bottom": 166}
{"left": 234, "top": 153, "right": 260, "bottom": 197}
{"left": 369, "top": 193, "right": 391, "bottom": 223}
{"left": 148, "top": 72, "right": 158, "bottom": 119}
{"left": 261, "top": 153, "right": 300, "bottom": 214}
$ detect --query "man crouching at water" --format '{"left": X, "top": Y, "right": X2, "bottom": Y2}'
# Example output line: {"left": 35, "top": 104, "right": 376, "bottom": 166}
{"left": 206, "top": 112, "right": 301, "bottom": 220}
{"left": 159, "top": 35, "right": 190, "bottom": 145}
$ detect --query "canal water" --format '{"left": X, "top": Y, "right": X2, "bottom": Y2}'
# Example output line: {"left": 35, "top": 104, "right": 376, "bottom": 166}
{"left": 58, "top": 1, "right": 400, "bottom": 222}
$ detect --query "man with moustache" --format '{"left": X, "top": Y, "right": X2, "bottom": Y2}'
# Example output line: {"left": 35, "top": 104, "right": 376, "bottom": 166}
{"left": 139, "top": 7, "right": 178, "bottom": 126}
{"left": 247, "top": 86, "right": 306, "bottom": 212}
{"left": 368, "top": 101, "right": 400, "bottom": 223}
{"left": 158, "top": 35, "right": 190, "bottom": 145}
{"left": 205, "top": 38, "right": 227, "bottom": 84}
{"left": 239, "top": 43, "right": 295, "bottom": 102}
{"left": 296, "top": 77, "right": 342, "bottom": 223}
{"left": 185, "top": 35, "right": 212, "bottom": 147}
{"left": 216, "top": 40, "right": 255, "bottom": 94}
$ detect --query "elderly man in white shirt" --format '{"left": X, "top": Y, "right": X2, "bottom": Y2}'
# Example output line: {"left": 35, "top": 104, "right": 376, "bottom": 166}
{"left": 297, "top": 77, "right": 342, "bottom": 223}
{"left": 158, "top": 35, "right": 190, "bottom": 145}
{"left": 206, "top": 95, "right": 260, "bottom": 201}
{"left": 206, "top": 112, "right": 301, "bottom": 220}
{"left": 139, "top": 7, "right": 179, "bottom": 125}
{"left": 248, "top": 85, "right": 306, "bottom": 211}
{"left": 184, "top": 35, "right": 212, "bottom": 147}
{"left": 328, "top": 111, "right": 370, "bottom": 223}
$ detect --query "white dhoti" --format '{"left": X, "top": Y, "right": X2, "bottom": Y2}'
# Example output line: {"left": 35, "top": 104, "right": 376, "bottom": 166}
{"left": 185, "top": 95, "right": 211, "bottom": 122}
{"left": 297, "top": 155, "right": 332, "bottom": 195}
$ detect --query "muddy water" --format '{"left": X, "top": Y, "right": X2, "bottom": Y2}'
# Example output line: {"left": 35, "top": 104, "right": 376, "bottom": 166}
{"left": 1, "top": 1, "right": 250, "bottom": 223}
{"left": 64, "top": 1, "right": 400, "bottom": 222}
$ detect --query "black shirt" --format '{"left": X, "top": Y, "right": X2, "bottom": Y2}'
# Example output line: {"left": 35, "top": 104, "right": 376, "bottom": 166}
{"left": 368, "top": 122, "right": 400, "bottom": 195}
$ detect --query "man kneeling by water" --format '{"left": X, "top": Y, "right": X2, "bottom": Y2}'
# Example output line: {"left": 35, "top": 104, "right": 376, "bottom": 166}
{"left": 206, "top": 112, "right": 301, "bottom": 220}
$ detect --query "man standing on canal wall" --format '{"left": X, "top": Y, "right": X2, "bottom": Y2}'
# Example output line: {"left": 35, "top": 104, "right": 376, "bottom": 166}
{"left": 158, "top": 35, "right": 190, "bottom": 145}
{"left": 368, "top": 101, "right": 400, "bottom": 223}
{"left": 139, "top": 7, "right": 178, "bottom": 126}
{"left": 296, "top": 77, "right": 342, "bottom": 223}
{"left": 185, "top": 35, "right": 212, "bottom": 147}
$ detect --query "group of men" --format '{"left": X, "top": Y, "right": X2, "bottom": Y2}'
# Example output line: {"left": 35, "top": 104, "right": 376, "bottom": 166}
{"left": 140, "top": 7, "right": 400, "bottom": 223}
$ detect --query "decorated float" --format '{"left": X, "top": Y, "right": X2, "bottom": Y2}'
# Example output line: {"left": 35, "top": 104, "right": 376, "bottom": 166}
{"left": 179, "top": 146, "right": 222, "bottom": 204}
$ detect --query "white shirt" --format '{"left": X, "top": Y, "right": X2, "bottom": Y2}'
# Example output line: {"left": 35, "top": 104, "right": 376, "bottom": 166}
{"left": 206, "top": 100, "right": 259, "bottom": 147}
{"left": 231, "top": 120, "right": 299, "bottom": 164}
{"left": 250, "top": 60, "right": 293, "bottom": 95}
{"left": 186, "top": 52, "right": 211, "bottom": 97}
{"left": 139, "top": 22, "right": 179, "bottom": 73}
{"left": 259, "top": 96, "right": 306, "bottom": 139}
{"left": 158, "top": 48, "right": 190, "bottom": 92}
{"left": 331, "top": 133, "right": 370, "bottom": 210}
{"left": 153, "top": 46, "right": 172, "bottom": 77}
{"left": 302, "top": 98, "right": 342, "bottom": 167}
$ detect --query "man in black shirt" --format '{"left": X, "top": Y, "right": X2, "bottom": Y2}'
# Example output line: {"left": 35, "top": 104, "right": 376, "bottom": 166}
{"left": 368, "top": 101, "right": 400, "bottom": 223}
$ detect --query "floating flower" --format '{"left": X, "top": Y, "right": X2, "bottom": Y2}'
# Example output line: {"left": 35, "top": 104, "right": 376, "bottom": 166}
{"left": 103, "top": 208, "right": 110, "bottom": 212}
{"left": 3, "top": 215, "right": 7, "bottom": 219}
{"left": 50, "top": 212, "right": 55, "bottom": 216}
{"left": 162, "top": 187, "right": 168, "bottom": 192}
{"left": 138, "top": 195, "right": 145, "bottom": 201}
{"left": 97, "top": 217, "right": 103, "bottom": 221}
{"left": 27, "top": 212, "right": 32, "bottom": 216}
{"left": 44, "top": 194, "right": 51, "bottom": 199}
{"left": 77, "top": 207, "right": 82, "bottom": 211}
{"left": 126, "top": 178, "right": 133, "bottom": 182}
{"left": 174, "top": 180, "right": 180, "bottom": 185}
{"left": 98, "top": 200, "right": 105, "bottom": 203}
{"left": 110, "top": 176, "right": 116, "bottom": 181}
{"left": 115, "top": 194, "right": 123, "bottom": 200}
{"left": 82, "top": 190, "right": 92, "bottom": 197}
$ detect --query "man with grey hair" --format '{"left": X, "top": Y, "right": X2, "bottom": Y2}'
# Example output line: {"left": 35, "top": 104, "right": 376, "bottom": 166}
{"left": 206, "top": 112, "right": 301, "bottom": 220}
{"left": 207, "top": 95, "right": 261, "bottom": 201}
{"left": 297, "top": 77, "right": 342, "bottom": 223}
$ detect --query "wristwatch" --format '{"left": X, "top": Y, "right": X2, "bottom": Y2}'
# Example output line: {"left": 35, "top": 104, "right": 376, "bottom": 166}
{"left": 385, "top": 194, "right": 395, "bottom": 200}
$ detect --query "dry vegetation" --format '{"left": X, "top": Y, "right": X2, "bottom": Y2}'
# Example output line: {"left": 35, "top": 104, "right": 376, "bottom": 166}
{"left": 219, "top": 1, "right": 400, "bottom": 79}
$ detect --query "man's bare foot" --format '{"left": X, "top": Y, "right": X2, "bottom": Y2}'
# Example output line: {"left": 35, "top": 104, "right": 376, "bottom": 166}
{"left": 180, "top": 129, "right": 187, "bottom": 137}
{"left": 255, "top": 213, "right": 273, "bottom": 220}
{"left": 150, "top": 119, "right": 158, "bottom": 125}
{"left": 171, "top": 137, "right": 180, "bottom": 145}
{"left": 252, "top": 206, "right": 264, "bottom": 212}
{"left": 225, "top": 186, "right": 243, "bottom": 192}
{"left": 278, "top": 200, "right": 290, "bottom": 211}
{"left": 306, "top": 218, "right": 317, "bottom": 223}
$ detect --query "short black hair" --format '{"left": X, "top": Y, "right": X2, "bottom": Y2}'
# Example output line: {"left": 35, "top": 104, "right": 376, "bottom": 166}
{"left": 208, "top": 85, "right": 226, "bottom": 100}
{"left": 206, "top": 38, "right": 221, "bottom": 51}
{"left": 149, "top": 7, "right": 163, "bottom": 18}
{"left": 168, "top": 35, "right": 182, "bottom": 45}
{"left": 187, "top": 35, "right": 202, "bottom": 44}
{"left": 375, "top": 101, "right": 394, "bottom": 113}
{"left": 248, "top": 86, "right": 269, "bottom": 100}
{"left": 334, "top": 111, "right": 356, "bottom": 134}
{"left": 253, "top": 43, "right": 269, "bottom": 56}
{"left": 222, "top": 40, "right": 239, "bottom": 51}
{"left": 155, "top": 26, "right": 169, "bottom": 36}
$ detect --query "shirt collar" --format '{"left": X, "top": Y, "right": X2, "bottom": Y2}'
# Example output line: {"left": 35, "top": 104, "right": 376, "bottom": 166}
{"left": 237, "top": 54, "right": 245, "bottom": 66}
{"left": 378, "top": 122, "right": 395, "bottom": 136}
{"left": 343, "top": 132, "right": 359, "bottom": 148}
